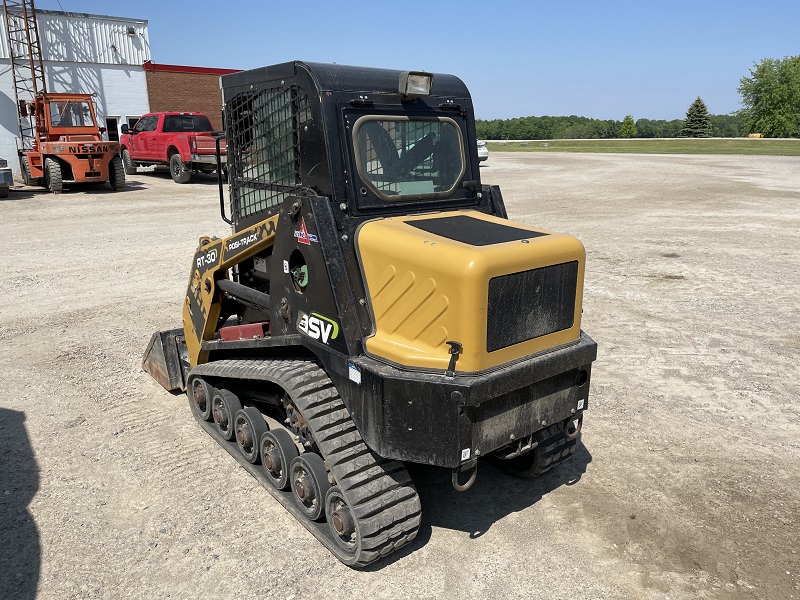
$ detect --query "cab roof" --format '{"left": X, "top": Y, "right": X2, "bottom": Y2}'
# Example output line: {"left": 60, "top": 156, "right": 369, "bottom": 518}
{"left": 221, "top": 60, "right": 471, "bottom": 100}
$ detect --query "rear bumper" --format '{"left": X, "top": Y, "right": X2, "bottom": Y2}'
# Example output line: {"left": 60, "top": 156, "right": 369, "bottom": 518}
{"left": 341, "top": 331, "right": 597, "bottom": 468}
{"left": 190, "top": 153, "right": 227, "bottom": 166}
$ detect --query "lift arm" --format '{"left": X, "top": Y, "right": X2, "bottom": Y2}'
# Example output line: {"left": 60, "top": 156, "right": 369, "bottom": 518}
{"left": 182, "top": 214, "right": 280, "bottom": 367}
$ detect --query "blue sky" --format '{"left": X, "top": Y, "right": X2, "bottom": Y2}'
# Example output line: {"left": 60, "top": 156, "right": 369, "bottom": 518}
{"left": 37, "top": 0, "right": 800, "bottom": 120}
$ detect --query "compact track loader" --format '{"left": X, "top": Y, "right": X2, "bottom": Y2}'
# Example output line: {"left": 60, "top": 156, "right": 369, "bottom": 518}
{"left": 143, "top": 61, "right": 597, "bottom": 566}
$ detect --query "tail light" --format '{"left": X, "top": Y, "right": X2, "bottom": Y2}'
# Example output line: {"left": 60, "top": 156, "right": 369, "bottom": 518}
{"left": 190, "top": 136, "right": 197, "bottom": 152}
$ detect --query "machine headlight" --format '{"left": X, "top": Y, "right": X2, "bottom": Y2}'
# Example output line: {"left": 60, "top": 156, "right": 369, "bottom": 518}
{"left": 398, "top": 71, "right": 433, "bottom": 98}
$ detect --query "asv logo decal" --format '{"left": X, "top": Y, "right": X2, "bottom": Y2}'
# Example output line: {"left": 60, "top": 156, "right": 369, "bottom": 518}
{"left": 297, "top": 311, "right": 339, "bottom": 344}
{"left": 294, "top": 218, "right": 318, "bottom": 245}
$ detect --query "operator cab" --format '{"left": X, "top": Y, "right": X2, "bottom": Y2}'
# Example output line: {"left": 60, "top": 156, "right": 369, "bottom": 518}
{"left": 31, "top": 93, "right": 101, "bottom": 143}
{"left": 221, "top": 61, "right": 485, "bottom": 232}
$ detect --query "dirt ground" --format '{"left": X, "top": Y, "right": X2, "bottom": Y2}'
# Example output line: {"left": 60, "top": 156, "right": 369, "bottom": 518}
{"left": 1, "top": 154, "right": 798, "bottom": 600}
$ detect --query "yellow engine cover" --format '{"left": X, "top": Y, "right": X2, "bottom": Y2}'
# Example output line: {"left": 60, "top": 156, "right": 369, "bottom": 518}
{"left": 356, "top": 210, "right": 585, "bottom": 373}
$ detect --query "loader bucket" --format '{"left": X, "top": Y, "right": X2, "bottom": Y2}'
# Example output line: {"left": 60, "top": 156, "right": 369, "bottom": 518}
{"left": 142, "top": 328, "right": 188, "bottom": 392}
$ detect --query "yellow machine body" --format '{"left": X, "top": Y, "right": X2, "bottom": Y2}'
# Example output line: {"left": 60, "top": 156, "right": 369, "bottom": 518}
{"left": 357, "top": 209, "right": 586, "bottom": 372}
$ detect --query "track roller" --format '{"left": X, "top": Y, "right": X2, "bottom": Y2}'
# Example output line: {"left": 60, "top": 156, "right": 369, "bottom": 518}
{"left": 212, "top": 389, "right": 242, "bottom": 441}
{"left": 325, "top": 486, "right": 358, "bottom": 554}
{"left": 189, "top": 377, "right": 215, "bottom": 421}
{"left": 290, "top": 453, "right": 331, "bottom": 521}
{"left": 260, "top": 429, "right": 299, "bottom": 490}
{"left": 234, "top": 407, "right": 269, "bottom": 464}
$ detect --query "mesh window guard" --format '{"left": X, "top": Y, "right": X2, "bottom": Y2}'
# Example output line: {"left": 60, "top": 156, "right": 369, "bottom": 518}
{"left": 225, "top": 86, "right": 310, "bottom": 221}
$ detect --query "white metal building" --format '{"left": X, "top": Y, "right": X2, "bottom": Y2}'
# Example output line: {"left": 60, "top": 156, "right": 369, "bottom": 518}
{"left": 0, "top": 9, "right": 151, "bottom": 173}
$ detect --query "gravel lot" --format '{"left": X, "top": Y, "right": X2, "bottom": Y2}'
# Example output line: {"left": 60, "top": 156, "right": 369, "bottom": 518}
{"left": 1, "top": 154, "right": 798, "bottom": 600}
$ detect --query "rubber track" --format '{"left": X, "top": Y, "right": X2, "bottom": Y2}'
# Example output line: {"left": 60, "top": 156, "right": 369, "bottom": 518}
{"left": 189, "top": 358, "right": 421, "bottom": 567}
{"left": 532, "top": 421, "right": 578, "bottom": 475}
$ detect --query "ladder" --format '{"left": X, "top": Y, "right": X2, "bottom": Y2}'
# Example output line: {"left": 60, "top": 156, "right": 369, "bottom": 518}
{"left": 2, "top": 0, "right": 46, "bottom": 150}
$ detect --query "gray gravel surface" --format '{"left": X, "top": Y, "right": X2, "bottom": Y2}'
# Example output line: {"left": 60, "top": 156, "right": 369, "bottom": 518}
{"left": 1, "top": 155, "right": 798, "bottom": 600}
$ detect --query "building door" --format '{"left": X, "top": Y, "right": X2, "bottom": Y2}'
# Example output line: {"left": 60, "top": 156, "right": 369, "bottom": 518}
{"left": 106, "top": 117, "right": 119, "bottom": 141}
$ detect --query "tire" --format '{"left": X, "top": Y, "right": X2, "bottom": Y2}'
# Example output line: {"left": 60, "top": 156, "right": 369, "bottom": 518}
{"left": 169, "top": 153, "right": 191, "bottom": 184}
{"left": 0, "top": 186, "right": 8, "bottom": 199}
{"left": 44, "top": 158, "right": 62, "bottom": 193}
{"left": 211, "top": 389, "right": 242, "bottom": 441}
{"left": 234, "top": 407, "right": 269, "bottom": 464}
{"left": 260, "top": 428, "right": 299, "bottom": 490}
{"left": 108, "top": 155, "right": 126, "bottom": 191}
{"left": 121, "top": 148, "right": 137, "bottom": 175}
{"left": 21, "top": 156, "right": 42, "bottom": 187}
{"left": 20, "top": 156, "right": 31, "bottom": 186}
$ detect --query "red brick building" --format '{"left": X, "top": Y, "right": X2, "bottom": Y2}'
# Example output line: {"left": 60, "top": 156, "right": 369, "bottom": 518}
{"left": 143, "top": 61, "right": 241, "bottom": 130}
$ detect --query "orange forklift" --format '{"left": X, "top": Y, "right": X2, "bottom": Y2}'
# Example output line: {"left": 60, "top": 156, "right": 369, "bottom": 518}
{"left": 4, "top": 0, "right": 124, "bottom": 193}
{"left": 18, "top": 92, "right": 125, "bottom": 193}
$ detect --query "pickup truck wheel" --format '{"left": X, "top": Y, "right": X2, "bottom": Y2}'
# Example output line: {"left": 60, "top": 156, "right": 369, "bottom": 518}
{"left": 109, "top": 155, "right": 126, "bottom": 191}
{"left": 169, "top": 154, "right": 191, "bottom": 184}
{"left": 44, "top": 158, "right": 63, "bottom": 193}
{"left": 122, "top": 149, "right": 137, "bottom": 175}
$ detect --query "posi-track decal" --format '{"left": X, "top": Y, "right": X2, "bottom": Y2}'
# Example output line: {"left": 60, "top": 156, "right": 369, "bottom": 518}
{"left": 222, "top": 219, "right": 277, "bottom": 262}
{"left": 297, "top": 311, "right": 339, "bottom": 344}
{"left": 226, "top": 232, "right": 259, "bottom": 253}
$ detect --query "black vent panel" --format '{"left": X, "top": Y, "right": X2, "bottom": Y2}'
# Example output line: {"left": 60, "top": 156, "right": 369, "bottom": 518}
{"left": 487, "top": 261, "right": 578, "bottom": 352}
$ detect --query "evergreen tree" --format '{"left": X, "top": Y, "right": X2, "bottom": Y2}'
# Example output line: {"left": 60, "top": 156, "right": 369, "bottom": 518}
{"left": 620, "top": 115, "right": 637, "bottom": 137}
{"left": 681, "top": 97, "right": 712, "bottom": 137}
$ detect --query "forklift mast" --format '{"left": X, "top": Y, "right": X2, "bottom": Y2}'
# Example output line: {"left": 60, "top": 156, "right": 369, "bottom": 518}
{"left": 2, "top": 0, "right": 46, "bottom": 150}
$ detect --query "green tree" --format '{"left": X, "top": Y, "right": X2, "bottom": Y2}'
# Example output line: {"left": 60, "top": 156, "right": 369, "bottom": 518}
{"left": 620, "top": 115, "right": 637, "bottom": 137}
{"left": 681, "top": 97, "right": 712, "bottom": 137}
{"left": 738, "top": 55, "right": 800, "bottom": 137}
{"left": 709, "top": 114, "right": 745, "bottom": 137}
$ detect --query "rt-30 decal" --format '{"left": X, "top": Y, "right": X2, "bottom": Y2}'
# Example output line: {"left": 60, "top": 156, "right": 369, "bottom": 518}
{"left": 196, "top": 248, "right": 218, "bottom": 269}
{"left": 294, "top": 218, "right": 318, "bottom": 245}
{"left": 297, "top": 311, "right": 339, "bottom": 345}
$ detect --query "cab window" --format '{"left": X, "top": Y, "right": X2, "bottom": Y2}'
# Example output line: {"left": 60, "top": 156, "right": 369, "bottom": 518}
{"left": 163, "top": 115, "right": 214, "bottom": 132}
{"left": 134, "top": 116, "right": 158, "bottom": 133}
{"left": 49, "top": 101, "right": 94, "bottom": 127}
{"left": 353, "top": 116, "right": 465, "bottom": 201}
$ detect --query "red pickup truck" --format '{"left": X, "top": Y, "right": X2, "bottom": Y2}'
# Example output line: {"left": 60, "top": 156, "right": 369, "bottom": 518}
{"left": 120, "top": 112, "right": 227, "bottom": 183}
